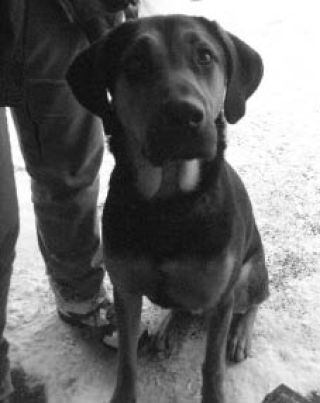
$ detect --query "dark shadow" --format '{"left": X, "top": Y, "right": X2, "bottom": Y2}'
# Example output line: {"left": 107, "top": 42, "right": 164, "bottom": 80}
{"left": 10, "top": 367, "right": 46, "bottom": 403}
{"left": 66, "top": 324, "right": 118, "bottom": 360}
{"left": 309, "top": 392, "right": 320, "bottom": 403}
{"left": 262, "top": 385, "right": 320, "bottom": 403}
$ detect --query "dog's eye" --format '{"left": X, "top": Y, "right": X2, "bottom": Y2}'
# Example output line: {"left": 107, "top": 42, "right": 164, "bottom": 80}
{"left": 196, "top": 47, "right": 214, "bottom": 66}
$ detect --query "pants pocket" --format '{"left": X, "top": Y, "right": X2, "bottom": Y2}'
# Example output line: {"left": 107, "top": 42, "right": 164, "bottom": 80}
{"left": 14, "top": 79, "right": 103, "bottom": 186}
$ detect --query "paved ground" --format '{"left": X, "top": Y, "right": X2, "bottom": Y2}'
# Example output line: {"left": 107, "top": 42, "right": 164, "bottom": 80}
{"left": 6, "top": 1, "right": 320, "bottom": 402}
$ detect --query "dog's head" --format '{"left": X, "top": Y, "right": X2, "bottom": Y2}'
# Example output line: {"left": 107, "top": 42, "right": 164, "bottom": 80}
{"left": 67, "top": 15, "right": 263, "bottom": 165}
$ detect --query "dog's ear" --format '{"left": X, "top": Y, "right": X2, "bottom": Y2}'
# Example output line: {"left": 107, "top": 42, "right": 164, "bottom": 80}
{"left": 202, "top": 19, "right": 263, "bottom": 124}
{"left": 223, "top": 30, "right": 263, "bottom": 123}
{"left": 66, "top": 21, "right": 136, "bottom": 120}
{"left": 66, "top": 38, "right": 110, "bottom": 118}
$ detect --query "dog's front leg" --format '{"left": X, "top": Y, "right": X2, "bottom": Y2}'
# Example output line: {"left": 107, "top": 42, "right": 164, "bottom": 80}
{"left": 201, "top": 293, "right": 234, "bottom": 403}
{"left": 110, "top": 286, "right": 142, "bottom": 403}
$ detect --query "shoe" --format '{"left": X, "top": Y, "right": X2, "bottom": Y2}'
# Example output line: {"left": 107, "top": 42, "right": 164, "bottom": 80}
{"left": 58, "top": 299, "right": 118, "bottom": 348}
{"left": 102, "top": 322, "right": 149, "bottom": 350}
{"left": 58, "top": 298, "right": 116, "bottom": 330}
{"left": 58, "top": 299, "right": 149, "bottom": 349}
{"left": 58, "top": 298, "right": 119, "bottom": 347}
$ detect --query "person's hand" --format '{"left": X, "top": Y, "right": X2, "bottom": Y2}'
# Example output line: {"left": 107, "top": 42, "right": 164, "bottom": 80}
{"left": 101, "top": 0, "right": 139, "bottom": 13}
{"left": 59, "top": 0, "right": 139, "bottom": 41}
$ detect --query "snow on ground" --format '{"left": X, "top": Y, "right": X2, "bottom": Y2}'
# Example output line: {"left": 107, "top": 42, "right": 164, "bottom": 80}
{"left": 6, "top": 0, "right": 320, "bottom": 402}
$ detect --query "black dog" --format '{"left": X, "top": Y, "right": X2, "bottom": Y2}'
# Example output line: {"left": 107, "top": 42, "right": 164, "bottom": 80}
{"left": 67, "top": 14, "right": 269, "bottom": 403}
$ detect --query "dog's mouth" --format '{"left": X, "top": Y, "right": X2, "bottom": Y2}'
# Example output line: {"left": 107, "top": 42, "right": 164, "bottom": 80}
{"left": 143, "top": 125, "right": 218, "bottom": 166}
{"left": 139, "top": 95, "right": 221, "bottom": 166}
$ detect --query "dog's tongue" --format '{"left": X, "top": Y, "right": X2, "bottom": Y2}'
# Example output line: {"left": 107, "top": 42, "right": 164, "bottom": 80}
{"left": 178, "top": 159, "right": 201, "bottom": 193}
{"left": 155, "top": 161, "right": 180, "bottom": 198}
{"left": 156, "top": 159, "right": 201, "bottom": 199}
{"left": 136, "top": 159, "right": 201, "bottom": 200}
{"left": 136, "top": 163, "right": 162, "bottom": 199}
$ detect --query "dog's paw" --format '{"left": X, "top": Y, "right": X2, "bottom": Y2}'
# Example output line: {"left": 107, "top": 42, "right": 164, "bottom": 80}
{"left": 227, "top": 313, "right": 254, "bottom": 363}
{"left": 227, "top": 306, "right": 258, "bottom": 363}
{"left": 148, "top": 317, "right": 177, "bottom": 358}
{"left": 227, "top": 330, "right": 251, "bottom": 363}
{"left": 148, "top": 311, "right": 192, "bottom": 358}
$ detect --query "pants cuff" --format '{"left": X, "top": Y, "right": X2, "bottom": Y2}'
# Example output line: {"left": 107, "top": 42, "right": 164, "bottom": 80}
{"left": 49, "top": 278, "right": 108, "bottom": 316}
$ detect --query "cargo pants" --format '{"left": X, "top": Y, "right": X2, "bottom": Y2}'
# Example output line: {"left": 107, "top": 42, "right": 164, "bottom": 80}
{"left": 1, "top": 0, "right": 109, "bottom": 399}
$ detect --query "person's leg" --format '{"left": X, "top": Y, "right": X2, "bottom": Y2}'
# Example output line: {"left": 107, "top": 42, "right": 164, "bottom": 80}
{"left": 11, "top": 0, "right": 107, "bottom": 317}
{"left": 0, "top": 108, "right": 20, "bottom": 401}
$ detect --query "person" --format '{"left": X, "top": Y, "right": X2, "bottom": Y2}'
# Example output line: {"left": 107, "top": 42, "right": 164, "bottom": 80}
{"left": 0, "top": 109, "right": 19, "bottom": 403}
{"left": 0, "top": 1, "right": 139, "bottom": 401}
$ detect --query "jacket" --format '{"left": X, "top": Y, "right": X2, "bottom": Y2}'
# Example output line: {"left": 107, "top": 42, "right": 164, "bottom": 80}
{"left": 0, "top": 0, "right": 25, "bottom": 106}
{"left": 0, "top": 0, "right": 131, "bottom": 107}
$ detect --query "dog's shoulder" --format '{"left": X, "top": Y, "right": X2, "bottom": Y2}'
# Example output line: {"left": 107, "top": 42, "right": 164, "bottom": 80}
{"left": 221, "top": 161, "right": 255, "bottom": 222}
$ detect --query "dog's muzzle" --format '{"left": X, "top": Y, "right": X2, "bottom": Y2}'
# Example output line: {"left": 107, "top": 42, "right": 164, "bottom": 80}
{"left": 144, "top": 99, "right": 217, "bottom": 165}
{"left": 160, "top": 99, "right": 205, "bottom": 129}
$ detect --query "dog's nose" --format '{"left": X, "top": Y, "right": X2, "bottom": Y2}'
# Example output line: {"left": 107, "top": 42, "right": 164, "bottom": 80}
{"left": 162, "top": 100, "right": 204, "bottom": 129}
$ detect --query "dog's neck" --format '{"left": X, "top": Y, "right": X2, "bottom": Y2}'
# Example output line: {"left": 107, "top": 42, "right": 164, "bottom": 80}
{"left": 135, "top": 157, "right": 201, "bottom": 200}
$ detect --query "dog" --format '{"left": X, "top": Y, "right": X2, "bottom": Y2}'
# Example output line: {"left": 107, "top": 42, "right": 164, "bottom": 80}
{"left": 66, "top": 14, "right": 269, "bottom": 403}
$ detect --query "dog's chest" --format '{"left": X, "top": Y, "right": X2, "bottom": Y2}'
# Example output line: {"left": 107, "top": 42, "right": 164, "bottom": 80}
{"left": 103, "top": 177, "right": 235, "bottom": 310}
{"left": 103, "top": 190, "right": 232, "bottom": 260}
{"left": 149, "top": 253, "right": 236, "bottom": 310}
{"left": 104, "top": 251, "right": 236, "bottom": 311}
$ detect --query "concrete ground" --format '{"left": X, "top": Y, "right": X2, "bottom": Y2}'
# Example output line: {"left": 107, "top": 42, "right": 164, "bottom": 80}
{"left": 5, "top": 0, "right": 320, "bottom": 402}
